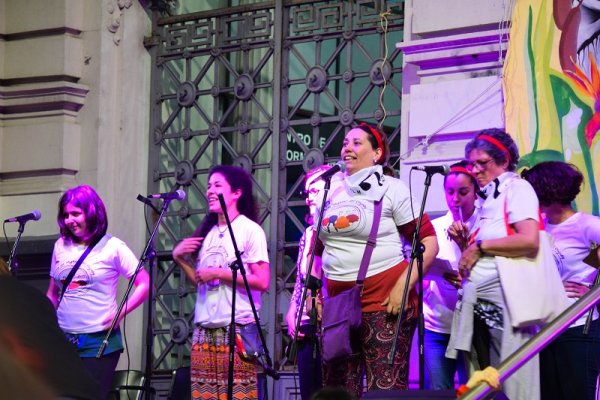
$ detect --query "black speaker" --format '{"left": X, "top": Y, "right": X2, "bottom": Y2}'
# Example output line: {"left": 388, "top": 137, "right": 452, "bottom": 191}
{"left": 362, "top": 389, "right": 456, "bottom": 399}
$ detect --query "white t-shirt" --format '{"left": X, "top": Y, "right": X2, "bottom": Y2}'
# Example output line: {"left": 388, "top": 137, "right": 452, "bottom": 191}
{"left": 194, "top": 215, "right": 269, "bottom": 328}
{"left": 546, "top": 212, "right": 600, "bottom": 326}
{"left": 317, "top": 165, "right": 415, "bottom": 281}
{"left": 51, "top": 234, "right": 139, "bottom": 333}
{"left": 425, "top": 210, "right": 477, "bottom": 333}
{"left": 469, "top": 172, "right": 540, "bottom": 285}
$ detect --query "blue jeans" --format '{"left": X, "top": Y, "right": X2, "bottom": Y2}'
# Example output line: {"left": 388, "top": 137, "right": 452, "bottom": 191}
{"left": 541, "top": 318, "right": 600, "bottom": 400}
{"left": 424, "top": 329, "right": 468, "bottom": 390}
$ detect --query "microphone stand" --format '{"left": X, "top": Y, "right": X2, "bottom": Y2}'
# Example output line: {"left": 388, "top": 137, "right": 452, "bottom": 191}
{"left": 287, "top": 176, "right": 331, "bottom": 383}
{"left": 96, "top": 196, "right": 173, "bottom": 400}
{"left": 7, "top": 221, "right": 27, "bottom": 275}
{"left": 387, "top": 170, "right": 434, "bottom": 390}
{"left": 217, "top": 194, "right": 278, "bottom": 400}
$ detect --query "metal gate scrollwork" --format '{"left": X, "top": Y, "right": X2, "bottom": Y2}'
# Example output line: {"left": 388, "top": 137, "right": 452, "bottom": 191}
{"left": 147, "top": 0, "right": 405, "bottom": 392}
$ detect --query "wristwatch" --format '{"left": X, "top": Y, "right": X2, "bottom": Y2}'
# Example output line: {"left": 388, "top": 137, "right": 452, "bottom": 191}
{"left": 476, "top": 239, "right": 486, "bottom": 256}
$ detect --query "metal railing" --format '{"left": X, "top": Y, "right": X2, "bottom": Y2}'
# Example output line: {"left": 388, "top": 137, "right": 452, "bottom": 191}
{"left": 461, "top": 285, "right": 600, "bottom": 399}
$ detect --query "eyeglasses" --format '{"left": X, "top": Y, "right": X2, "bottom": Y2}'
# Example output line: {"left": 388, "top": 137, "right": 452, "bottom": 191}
{"left": 466, "top": 158, "right": 494, "bottom": 171}
{"left": 300, "top": 187, "right": 320, "bottom": 197}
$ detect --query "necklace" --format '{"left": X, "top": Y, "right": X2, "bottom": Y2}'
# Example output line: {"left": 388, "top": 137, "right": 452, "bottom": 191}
{"left": 216, "top": 213, "right": 240, "bottom": 238}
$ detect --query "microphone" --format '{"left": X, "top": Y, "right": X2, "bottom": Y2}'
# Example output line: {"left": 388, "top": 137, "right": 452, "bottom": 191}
{"left": 412, "top": 164, "right": 450, "bottom": 176}
{"left": 146, "top": 189, "right": 186, "bottom": 201}
{"left": 318, "top": 161, "right": 346, "bottom": 181}
{"left": 4, "top": 210, "right": 42, "bottom": 223}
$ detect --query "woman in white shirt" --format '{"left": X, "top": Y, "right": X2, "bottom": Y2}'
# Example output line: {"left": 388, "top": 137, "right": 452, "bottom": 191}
{"left": 522, "top": 161, "right": 600, "bottom": 400}
{"left": 313, "top": 123, "right": 439, "bottom": 397}
{"left": 47, "top": 185, "right": 150, "bottom": 400}
{"left": 446, "top": 129, "right": 542, "bottom": 400}
{"left": 424, "top": 161, "right": 477, "bottom": 389}
{"left": 172, "top": 165, "right": 270, "bottom": 400}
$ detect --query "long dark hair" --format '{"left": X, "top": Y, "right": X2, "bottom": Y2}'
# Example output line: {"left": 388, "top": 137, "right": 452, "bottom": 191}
{"left": 57, "top": 185, "right": 108, "bottom": 244}
{"left": 193, "top": 165, "right": 257, "bottom": 238}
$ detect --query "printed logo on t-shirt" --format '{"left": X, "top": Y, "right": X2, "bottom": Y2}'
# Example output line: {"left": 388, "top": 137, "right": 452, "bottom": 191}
{"left": 199, "top": 244, "right": 227, "bottom": 290}
{"left": 552, "top": 246, "right": 566, "bottom": 275}
{"left": 321, "top": 203, "right": 366, "bottom": 234}
{"left": 56, "top": 261, "right": 94, "bottom": 295}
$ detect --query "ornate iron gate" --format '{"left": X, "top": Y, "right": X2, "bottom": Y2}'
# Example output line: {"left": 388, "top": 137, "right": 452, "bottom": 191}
{"left": 147, "top": 0, "right": 404, "bottom": 392}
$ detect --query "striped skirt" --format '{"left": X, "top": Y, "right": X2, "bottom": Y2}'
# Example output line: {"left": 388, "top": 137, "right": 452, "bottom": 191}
{"left": 191, "top": 325, "right": 258, "bottom": 400}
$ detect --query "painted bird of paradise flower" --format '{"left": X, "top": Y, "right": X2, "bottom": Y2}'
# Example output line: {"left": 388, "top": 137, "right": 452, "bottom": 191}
{"left": 564, "top": 51, "right": 600, "bottom": 147}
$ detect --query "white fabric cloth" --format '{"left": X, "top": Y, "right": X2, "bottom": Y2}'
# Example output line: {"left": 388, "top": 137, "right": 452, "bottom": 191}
{"left": 546, "top": 211, "right": 600, "bottom": 326}
{"left": 194, "top": 214, "right": 269, "bottom": 328}
{"left": 51, "top": 234, "right": 139, "bottom": 333}
{"left": 316, "top": 165, "right": 415, "bottom": 282}
{"left": 424, "top": 210, "right": 477, "bottom": 333}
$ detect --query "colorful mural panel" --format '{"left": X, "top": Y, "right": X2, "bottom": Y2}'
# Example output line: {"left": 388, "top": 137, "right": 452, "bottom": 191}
{"left": 504, "top": 0, "right": 599, "bottom": 214}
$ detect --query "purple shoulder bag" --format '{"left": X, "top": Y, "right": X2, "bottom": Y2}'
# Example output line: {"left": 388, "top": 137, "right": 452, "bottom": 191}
{"left": 321, "top": 200, "right": 382, "bottom": 364}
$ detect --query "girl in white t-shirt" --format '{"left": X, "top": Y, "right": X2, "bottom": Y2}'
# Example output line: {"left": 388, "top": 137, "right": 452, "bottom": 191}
{"left": 46, "top": 185, "right": 150, "bottom": 400}
{"left": 424, "top": 161, "right": 478, "bottom": 390}
{"left": 522, "top": 161, "right": 600, "bottom": 400}
{"left": 172, "top": 165, "right": 270, "bottom": 400}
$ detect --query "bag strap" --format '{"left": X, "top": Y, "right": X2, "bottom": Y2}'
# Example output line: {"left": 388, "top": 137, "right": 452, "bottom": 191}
{"left": 58, "top": 237, "right": 101, "bottom": 305}
{"left": 503, "top": 188, "right": 545, "bottom": 236}
{"left": 356, "top": 200, "right": 382, "bottom": 286}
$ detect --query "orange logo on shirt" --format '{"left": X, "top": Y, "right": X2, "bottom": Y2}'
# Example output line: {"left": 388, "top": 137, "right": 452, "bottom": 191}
{"left": 322, "top": 213, "right": 359, "bottom": 232}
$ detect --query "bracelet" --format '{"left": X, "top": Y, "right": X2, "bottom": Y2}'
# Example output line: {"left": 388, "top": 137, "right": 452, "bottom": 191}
{"left": 476, "top": 239, "right": 486, "bottom": 256}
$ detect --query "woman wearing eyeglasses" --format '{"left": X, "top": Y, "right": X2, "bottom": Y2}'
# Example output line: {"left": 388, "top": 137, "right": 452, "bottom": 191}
{"left": 445, "top": 129, "right": 542, "bottom": 399}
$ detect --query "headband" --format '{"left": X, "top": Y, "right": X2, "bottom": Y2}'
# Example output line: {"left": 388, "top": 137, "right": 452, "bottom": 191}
{"left": 449, "top": 166, "right": 476, "bottom": 181}
{"left": 479, "top": 134, "right": 512, "bottom": 163}
{"left": 358, "top": 123, "right": 384, "bottom": 153}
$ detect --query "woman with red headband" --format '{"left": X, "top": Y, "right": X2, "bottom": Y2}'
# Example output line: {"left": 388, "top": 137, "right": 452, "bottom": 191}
{"left": 446, "top": 128, "right": 542, "bottom": 399}
{"left": 423, "top": 160, "right": 478, "bottom": 390}
{"left": 311, "top": 122, "right": 439, "bottom": 397}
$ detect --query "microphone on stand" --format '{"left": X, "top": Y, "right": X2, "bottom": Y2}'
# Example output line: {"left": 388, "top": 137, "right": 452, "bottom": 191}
{"left": 4, "top": 211, "right": 42, "bottom": 223}
{"left": 146, "top": 189, "right": 186, "bottom": 201}
{"left": 318, "top": 161, "right": 346, "bottom": 181}
{"left": 412, "top": 164, "right": 450, "bottom": 176}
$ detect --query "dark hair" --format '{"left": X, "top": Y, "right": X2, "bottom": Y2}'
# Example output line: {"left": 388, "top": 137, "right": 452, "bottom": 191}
{"left": 57, "top": 185, "right": 108, "bottom": 244}
{"left": 356, "top": 122, "right": 390, "bottom": 166}
{"left": 444, "top": 160, "right": 478, "bottom": 188}
{"left": 521, "top": 161, "right": 583, "bottom": 206}
{"left": 193, "top": 165, "right": 257, "bottom": 238}
{"left": 309, "top": 387, "right": 357, "bottom": 400}
{"left": 465, "top": 128, "right": 520, "bottom": 171}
